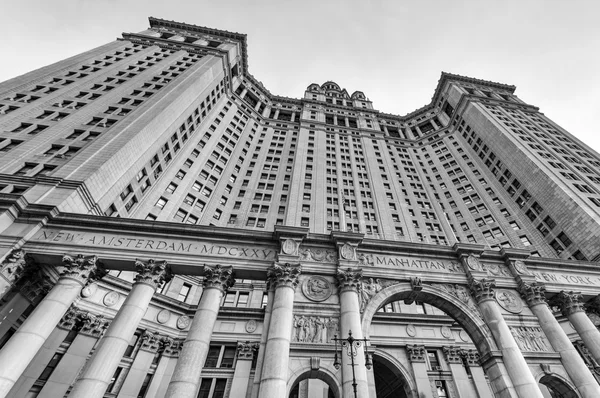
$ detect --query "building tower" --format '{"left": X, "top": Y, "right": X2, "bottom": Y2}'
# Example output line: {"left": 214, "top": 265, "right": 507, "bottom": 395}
{"left": 0, "top": 16, "right": 600, "bottom": 398}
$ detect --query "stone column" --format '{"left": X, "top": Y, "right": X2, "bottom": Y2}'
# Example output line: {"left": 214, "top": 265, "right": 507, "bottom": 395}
{"left": 336, "top": 268, "right": 369, "bottom": 398}
{"left": 407, "top": 345, "right": 434, "bottom": 398}
{"left": 69, "top": 259, "right": 171, "bottom": 398}
{"left": 443, "top": 346, "right": 476, "bottom": 398}
{"left": 258, "top": 263, "right": 301, "bottom": 398}
{"left": 555, "top": 291, "right": 600, "bottom": 365}
{"left": 0, "top": 254, "right": 105, "bottom": 397}
{"left": 251, "top": 287, "right": 274, "bottom": 398}
{"left": 117, "top": 331, "right": 162, "bottom": 398}
{"left": 165, "top": 264, "right": 235, "bottom": 398}
{"left": 469, "top": 277, "right": 544, "bottom": 398}
{"left": 521, "top": 283, "right": 600, "bottom": 397}
{"left": 461, "top": 350, "right": 494, "bottom": 398}
{"left": 38, "top": 312, "right": 109, "bottom": 398}
{"left": 143, "top": 338, "right": 181, "bottom": 398}
{"left": 229, "top": 341, "right": 259, "bottom": 398}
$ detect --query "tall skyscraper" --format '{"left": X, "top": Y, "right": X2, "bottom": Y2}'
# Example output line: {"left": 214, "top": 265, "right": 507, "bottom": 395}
{"left": 0, "top": 16, "right": 599, "bottom": 398}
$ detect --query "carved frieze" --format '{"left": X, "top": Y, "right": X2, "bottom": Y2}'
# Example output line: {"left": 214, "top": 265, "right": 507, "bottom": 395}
{"left": 134, "top": 259, "right": 172, "bottom": 289}
{"left": 292, "top": 315, "right": 338, "bottom": 344}
{"left": 510, "top": 327, "right": 549, "bottom": 352}
{"left": 357, "top": 252, "right": 374, "bottom": 267}
{"left": 298, "top": 247, "right": 336, "bottom": 263}
{"left": 302, "top": 276, "right": 333, "bottom": 302}
{"left": 438, "top": 284, "right": 480, "bottom": 315}
{"left": 483, "top": 262, "right": 511, "bottom": 277}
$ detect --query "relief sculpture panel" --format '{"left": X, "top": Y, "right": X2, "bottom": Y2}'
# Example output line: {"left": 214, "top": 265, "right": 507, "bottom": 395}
{"left": 292, "top": 315, "right": 339, "bottom": 344}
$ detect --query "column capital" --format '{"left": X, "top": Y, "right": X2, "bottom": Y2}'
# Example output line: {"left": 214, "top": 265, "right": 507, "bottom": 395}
{"left": 203, "top": 264, "right": 235, "bottom": 292}
{"left": 406, "top": 344, "right": 426, "bottom": 363}
{"left": 460, "top": 349, "right": 481, "bottom": 367}
{"left": 336, "top": 267, "right": 362, "bottom": 293}
{"left": 79, "top": 313, "right": 109, "bottom": 338}
{"left": 140, "top": 330, "right": 161, "bottom": 353}
{"left": 134, "top": 259, "right": 172, "bottom": 289}
{"left": 267, "top": 262, "right": 301, "bottom": 290}
{"left": 58, "top": 306, "right": 82, "bottom": 331}
{"left": 442, "top": 346, "right": 463, "bottom": 364}
{"left": 518, "top": 281, "right": 547, "bottom": 307}
{"left": 0, "top": 249, "right": 30, "bottom": 283}
{"left": 161, "top": 337, "right": 182, "bottom": 357}
{"left": 237, "top": 341, "right": 259, "bottom": 360}
{"left": 553, "top": 291, "right": 585, "bottom": 317}
{"left": 468, "top": 277, "right": 496, "bottom": 303}
{"left": 584, "top": 295, "right": 600, "bottom": 316}
{"left": 61, "top": 254, "right": 107, "bottom": 286}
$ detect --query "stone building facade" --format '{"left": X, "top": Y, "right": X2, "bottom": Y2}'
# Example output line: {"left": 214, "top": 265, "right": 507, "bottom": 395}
{"left": 0, "top": 16, "right": 600, "bottom": 398}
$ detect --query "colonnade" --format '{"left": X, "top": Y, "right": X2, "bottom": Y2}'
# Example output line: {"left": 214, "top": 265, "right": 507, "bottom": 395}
{"left": 1, "top": 250, "right": 600, "bottom": 398}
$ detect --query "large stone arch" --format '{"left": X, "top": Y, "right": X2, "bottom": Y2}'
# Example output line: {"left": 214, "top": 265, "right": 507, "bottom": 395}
{"left": 361, "top": 282, "right": 498, "bottom": 354}
{"left": 372, "top": 349, "right": 417, "bottom": 398}
{"left": 286, "top": 363, "right": 342, "bottom": 398}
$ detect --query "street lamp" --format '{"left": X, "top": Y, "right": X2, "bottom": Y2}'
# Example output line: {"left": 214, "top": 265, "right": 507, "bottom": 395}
{"left": 332, "top": 330, "right": 372, "bottom": 398}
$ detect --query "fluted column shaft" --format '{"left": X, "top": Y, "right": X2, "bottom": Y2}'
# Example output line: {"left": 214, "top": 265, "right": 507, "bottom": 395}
{"left": 258, "top": 263, "right": 301, "bottom": 398}
{"left": 336, "top": 268, "right": 369, "bottom": 398}
{"left": 556, "top": 291, "right": 600, "bottom": 365}
{"left": 470, "top": 278, "right": 543, "bottom": 398}
{"left": 0, "top": 255, "right": 104, "bottom": 398}
{"left": 69, "top": 260, "right": 170, "bottom": 398}
{"left": 521, "top": 284, "right": 600, "bottom": 397}
{"left": 165, "top": 264, "right": 234, "bottom": 398}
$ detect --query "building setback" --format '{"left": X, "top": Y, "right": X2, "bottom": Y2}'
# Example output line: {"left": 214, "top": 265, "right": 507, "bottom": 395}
{"left": 0, "top": 16, "right": 600, "bottom": 398}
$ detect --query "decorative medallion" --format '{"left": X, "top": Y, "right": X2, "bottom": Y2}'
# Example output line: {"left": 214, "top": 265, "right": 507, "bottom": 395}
{"left": 103, "top": 291, "right": 120, "bottom": 307}
{"left": 466, "top": 255, "right": 482, "bottom": 271}
{"left": 281, "top": 239, "right": 297, "bottom": 255}
{"left": 302, "top": 276, "right": 333, "bottom": 302}
{"left": 495, "top": 289, "right": 523, "bottom": 314}
{"left": 176, "top": 315, "right": 191, "bottom": 330}
{"left": 245, "top": 320, "right": 258, "bottom": 333}
{"left": 157, "top": 309, "right": 171, "bottom": 324}
{"left": 441, "top": 326, "right": 452, "bottom": 339}
{"left": 513, "top": 260, "right": 529, "bottom": 275}
{"left": 81, "top": 283, "right": 97, "bottom": 298}
{"left": 588, "top": 313, "right": 600, "bottom": 326}
{"left": 459, "top": 330, "right": 469, "bottom": 342}
{"left": 340, "top": 244, "right": 355, "bottom": 260}
{"left": 406, "top": 324, "right": 417, "bottom": 337}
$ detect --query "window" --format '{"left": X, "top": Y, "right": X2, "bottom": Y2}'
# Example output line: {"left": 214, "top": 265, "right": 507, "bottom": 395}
{"left": 178, "top": 283, "right": 192, "bottom": 302}
{"left": 38, "top": 353, "right": 63, "bottom": 381}
{"left": 155, "top": 197, "right": 167, "bottom": 209}
{"left": 520, "top": 236, "right": 531, "bottom": 246}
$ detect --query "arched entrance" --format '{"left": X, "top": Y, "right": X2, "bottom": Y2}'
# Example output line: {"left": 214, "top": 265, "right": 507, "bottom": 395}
{"left": 361, "top": 282, "right": 510, "bottom": 397}
{"left": 287, "top": 367, "right": 341, "bottom": 398}
{"left": 538, "top": 375, "right": 579, "bottom": 398}
{"left": 372, "top": 351, "right": 414, "bottom": 398}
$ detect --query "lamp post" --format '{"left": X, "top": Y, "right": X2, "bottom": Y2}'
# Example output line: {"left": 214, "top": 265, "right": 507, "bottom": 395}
{"left": 332, "top": 330, "right": 372, "bottom": 398}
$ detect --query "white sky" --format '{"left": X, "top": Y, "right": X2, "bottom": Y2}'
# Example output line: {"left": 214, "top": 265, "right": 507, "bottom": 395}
{"left": 1, "top": 0, "right": 599, "bottom": 151}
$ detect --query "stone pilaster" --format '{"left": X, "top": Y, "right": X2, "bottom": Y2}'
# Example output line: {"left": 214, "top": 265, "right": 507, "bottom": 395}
{"left": 460, "top": 350, "right": 494, "bottom": 398}
{"left": 258, "top": 263, "right": 301, "bottom": 398}
{"left": 165, "top": 264, "right": 235, "bottom": 398}
{"left": 118, "top": 330, "right": 163, "bottom": 398}
{"left": 0, "top": 254, "right": 105, "bottom": 397}
{"left": 443, "top": 346, "right": 473, "bottom": 398}
{"left": 69, "top": 259, "right": 171, "bottom": 398}
{"left": 230, "top": 342, "right": 259, "bottom": 398}
{"left": 554, "top": 291, "right": 600, "bottom": 366}
{"left": 406, "top": 345, "right": 432, "bottom": 398}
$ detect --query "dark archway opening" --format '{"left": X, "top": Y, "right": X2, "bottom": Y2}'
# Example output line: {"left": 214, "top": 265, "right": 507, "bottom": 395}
{"left": 538, "top": 375, "right": 578, "bottom": 398}
{"left": 373, "top": 355, "right": 409, "bottom": 398}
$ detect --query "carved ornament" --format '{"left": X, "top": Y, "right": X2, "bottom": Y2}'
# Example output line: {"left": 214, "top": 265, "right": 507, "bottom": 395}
{"left": 203, "top": 264, "right": 235, "bottom": 292}
{"left": 141, "top": 331, "right": 161, "bottom": 352}
{"left": 461, "top": 349, "right": 480, "bottom": 366}
{"left": 336, "top": 268, "right": 362, "bottom": 293}
{"left": 518, "top": 281, "right": 547, "bottom": 307}
{"left": 292, "top": 315, "right": 338, "bottom": 344}
{"left": 61, "top": 254, "right": 106, "bottom": 286}
{"left": 237, "top": 341, "right": 259, "bottom": 359}
{"left": 134, "top": 259, "right": 172, "bottom": 289}
{"left": 267, "top": 263, "right": 301, "bottom": 290}
{"left": 442, "top": 346, "right": 462, "bottom": 364}
{"left": 339, "top": 243, "right": 356, "bottom": 261}
{"left": 468, "top": 277, "right": 496, "bottom": 303}
{"left": 302, "top": 276, "right": 333, "bottom": 302}
{"left": 495, "top": 289, "right": 524, "bottom": 314}
{"left": 554, "top": 291, "right": 585, "bottom": 317}
{"left": 281, "top": 239, "right": 298, "bottom": 256}
{"left": 406, "top": 344, "right": 426, "bottom": 363}
{"left": 298, "top": 247, "right": 336, "bottom": 263}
